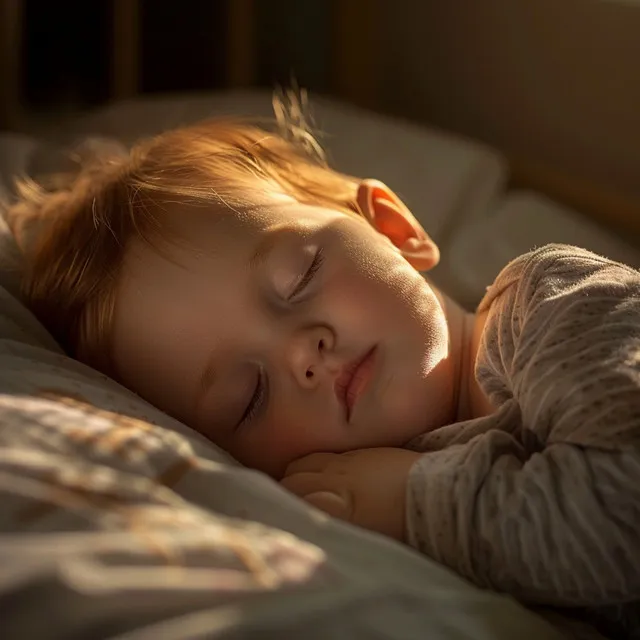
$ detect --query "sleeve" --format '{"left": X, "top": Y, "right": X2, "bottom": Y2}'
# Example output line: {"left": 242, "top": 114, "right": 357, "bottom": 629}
{"left": 406, "top": 244, "right": 640, "bottom": 607}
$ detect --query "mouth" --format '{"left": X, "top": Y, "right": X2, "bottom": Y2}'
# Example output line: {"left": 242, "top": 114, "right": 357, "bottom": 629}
{"left": 335, "top": 346, "right": 378, "bottom": 422}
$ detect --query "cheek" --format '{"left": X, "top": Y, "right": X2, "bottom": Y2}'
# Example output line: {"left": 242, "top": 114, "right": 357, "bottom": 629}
{"left": 329, "top": 255, "right": 430, "bottom": 331}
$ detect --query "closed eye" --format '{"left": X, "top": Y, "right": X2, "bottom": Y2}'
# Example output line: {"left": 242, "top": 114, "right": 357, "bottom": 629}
{"left": 289, "top": 248, "right": 325, "bottom": 300}
{"left": 236, "top": 369, "right": 267, "bottom": 430}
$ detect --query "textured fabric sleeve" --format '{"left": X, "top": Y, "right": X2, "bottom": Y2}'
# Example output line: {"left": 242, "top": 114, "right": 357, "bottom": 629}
{"left": 406, "top": 245, "right": 640, "bottom": 608}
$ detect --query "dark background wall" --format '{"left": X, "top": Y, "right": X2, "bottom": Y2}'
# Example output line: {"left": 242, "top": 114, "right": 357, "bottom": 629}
{"left": 1, "top": 0, "right": 638, "bottom": 237}
{"left": 17, "top": 0, "right": 336, "bottom": 115}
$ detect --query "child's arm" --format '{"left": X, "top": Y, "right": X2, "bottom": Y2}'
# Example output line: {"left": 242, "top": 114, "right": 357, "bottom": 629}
{"left": 284, "top": 431, "right": 640, "bottom": 609}
{"left": 405, "top": 421, "right": 640, "bottom": 606}
{"left": 406, "top": 244, "right": 640, "bottom": 607}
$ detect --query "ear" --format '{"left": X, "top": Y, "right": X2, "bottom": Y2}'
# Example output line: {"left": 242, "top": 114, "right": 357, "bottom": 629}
{"left": 356, "top": 179, "right": 440, "bottom": 271}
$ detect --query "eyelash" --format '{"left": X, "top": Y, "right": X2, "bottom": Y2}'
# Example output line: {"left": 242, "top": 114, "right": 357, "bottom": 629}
{"left": 238, "top": 369, "right": 266, "bottom": 429}
{"left": 288, "top": 248, "right": 325, "bottom": 300}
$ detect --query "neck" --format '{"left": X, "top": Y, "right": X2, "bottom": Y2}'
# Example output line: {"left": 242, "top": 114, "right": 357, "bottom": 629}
{"left": 434, "top": 288, "right": 476, "bottom": 423}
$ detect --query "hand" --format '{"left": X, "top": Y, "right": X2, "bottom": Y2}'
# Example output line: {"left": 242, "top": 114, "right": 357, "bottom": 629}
{"left": 281, "top": 448, "right": 421, "bottom": 541}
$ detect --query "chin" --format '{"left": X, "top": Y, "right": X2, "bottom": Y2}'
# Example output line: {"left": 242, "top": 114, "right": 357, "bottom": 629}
{"left": 364, "top": 409, "right": 429, "bottom": 449}
{"left": 398, "top": 417, "right": 436, "bottom": 444}
{"left": 390, "top": 391, "right": 451, "bottom": 441}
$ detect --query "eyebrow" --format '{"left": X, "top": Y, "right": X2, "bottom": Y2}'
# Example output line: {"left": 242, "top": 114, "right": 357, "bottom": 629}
{"left": 248, "top": 231, "right": 280, "bottom": 271}
{"left": 193, "top": 351, "right": 217, "bottom": 417}
{"left": 198, "top": 357, "right": 217, "bottom": 399}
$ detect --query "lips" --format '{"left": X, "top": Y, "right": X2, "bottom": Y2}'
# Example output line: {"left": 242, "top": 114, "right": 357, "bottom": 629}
{"left": 335, "top": 347, "right": 377, "bottom": 421}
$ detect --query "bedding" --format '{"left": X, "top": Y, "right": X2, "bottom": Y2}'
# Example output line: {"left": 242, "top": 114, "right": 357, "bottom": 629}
{"left": 443, "top": 190, "right": 640, "bottom": 308}
{"left": 0, "top": 134, "right": 39, "bottom": 296}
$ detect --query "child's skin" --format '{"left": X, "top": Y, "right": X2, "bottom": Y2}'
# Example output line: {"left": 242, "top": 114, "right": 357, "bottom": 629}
{"left": 112, "top": 179, "right": 493, "bottom": 541}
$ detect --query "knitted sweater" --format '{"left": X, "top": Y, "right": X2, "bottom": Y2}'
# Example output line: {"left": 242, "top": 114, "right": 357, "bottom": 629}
{"left": 407, "top": 245, "right": 640, "bottom": 638}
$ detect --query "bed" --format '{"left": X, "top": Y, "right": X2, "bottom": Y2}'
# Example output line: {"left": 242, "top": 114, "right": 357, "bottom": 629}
{"left": 0, "top": 89, "right": 628, "bottom": 639}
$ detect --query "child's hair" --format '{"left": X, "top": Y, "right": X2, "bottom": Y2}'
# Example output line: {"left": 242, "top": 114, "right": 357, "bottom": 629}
{"left": 4, "top": 93, "right": 362, "bottom": 374}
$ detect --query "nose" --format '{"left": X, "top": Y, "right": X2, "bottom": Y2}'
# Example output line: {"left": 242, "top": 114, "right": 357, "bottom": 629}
{"left": 286, "top": 325, "right": 337, "bottom": 389}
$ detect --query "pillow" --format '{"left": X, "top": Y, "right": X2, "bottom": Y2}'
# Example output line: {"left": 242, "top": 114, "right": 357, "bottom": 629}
{"left": 0, "top": 198, "right": 560, "bottom": 635}
{"left": 0, "top": 133, "right": 40, "bottom": 196}
{"left": 0, "top": 134, "right": 42, "bottom": 296}
{"left": 443, "top": 190, "right": 640, "bottom": 309}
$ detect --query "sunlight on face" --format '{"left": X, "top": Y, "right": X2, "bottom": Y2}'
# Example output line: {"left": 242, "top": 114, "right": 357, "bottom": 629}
{"left": 112, "top": 197, "right": 454, "bottom": 477}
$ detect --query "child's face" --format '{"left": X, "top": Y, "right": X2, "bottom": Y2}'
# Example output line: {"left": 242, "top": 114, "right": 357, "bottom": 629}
{"left": 112, "top": 190, "right": 454, "bottom": 477}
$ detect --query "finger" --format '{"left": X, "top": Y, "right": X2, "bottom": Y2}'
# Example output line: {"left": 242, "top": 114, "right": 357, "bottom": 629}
{"left": 281, "top": 473, "right": 354, "bottom": 520}
{"left": 285, "top": 452, "right": 338, "bottom": 476}
{"left": 280, "top": 471, "right": 328, "bottom": 497}
{"left": 304, "top": 491, "right": 352, "bottom": 520}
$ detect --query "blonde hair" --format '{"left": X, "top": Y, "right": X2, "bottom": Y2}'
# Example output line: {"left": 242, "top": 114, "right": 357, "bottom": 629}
{"left": 6, "top": 98, "right": 362, "bottom": 374}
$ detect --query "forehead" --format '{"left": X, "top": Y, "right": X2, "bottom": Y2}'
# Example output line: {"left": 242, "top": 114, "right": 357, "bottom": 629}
{"left": 126, "top": 199, "right": 271, "bottom": 267}
{"left": 117, "top": 198, "right": 353, "bottom": 298}
{"left": 131, "top": 194, "right": 354, "bottom": 264}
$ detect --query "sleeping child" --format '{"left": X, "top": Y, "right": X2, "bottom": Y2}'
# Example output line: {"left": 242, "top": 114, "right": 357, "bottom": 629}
{"left": 6, "top": 98, "right": 640, "bottom": 639}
